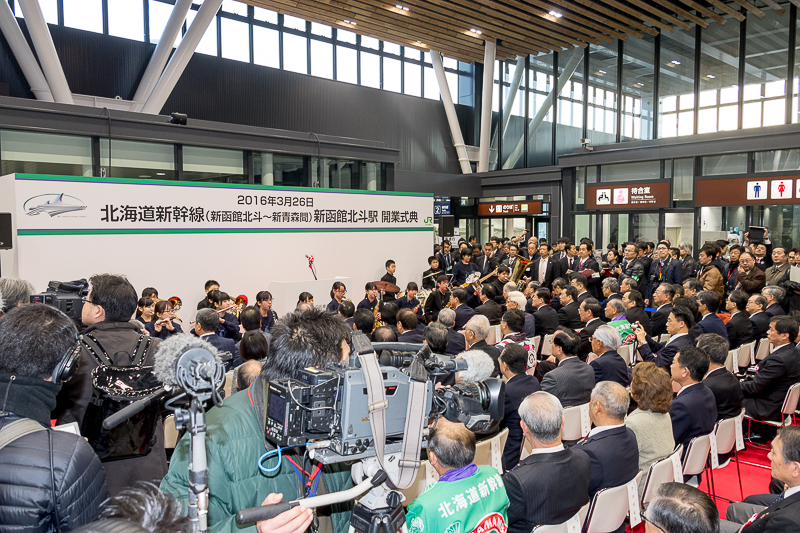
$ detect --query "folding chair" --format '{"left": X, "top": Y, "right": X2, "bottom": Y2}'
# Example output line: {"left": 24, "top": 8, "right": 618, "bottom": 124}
{"left": 526, "top": 336, "right": 542, "bottom": 376}
{"left": 744, "top": 383, "right": 800, "bottom": 451}
{"left": 736, "top": 341, "right": 755, "bottom": 375}
{"left": 754, "top": 338, "right": 771, "bottom": 361}
{"left": 224, "top": 370, "right": 234, "bottom": 399}
{"left": 562, "top": 403, "right": 591, "bottom": 442}
{"left": 658, "top": 333, "right": 671, "bottom": 344}
{"left": 541, "top": 334, "right": 555, "bottom": 356}
{"left": 474, "top": 428, "right": 508, "bottom": 473}
{"left": 725, "top": 349, "right": 736, "bottom": 374}
{"left": 682, "top": 434, "right": 712, "bottom": 496}
{"left": 532, "top": 503, "right": 590, "bottom": 532}
{"left": 618, "top": 344, "right": 632, "bottom": 366}
{"left": 399, "top": 460, "right": 438, "bottom": 504}
{"left": 584, "top": 471, "right": 643, "bottom": 533}
{"left": 640, "top": 447, "right": 682, "bottom": 509}
{"left": 709, "top": 410, "right": 745, "bottom": 502}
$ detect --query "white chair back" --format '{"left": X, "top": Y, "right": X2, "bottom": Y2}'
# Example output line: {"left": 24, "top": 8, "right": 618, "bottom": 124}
{"left": 487, "top": 325, "right": 498, "bottom": 345}
{"left": 714, "top": 417, "right": 738, "bottom": 457}
{"left": 533, "top": 503, "right": 590, "bottom": 532}
{"left": 224, "top": 370, "right": 234, "bottom": 399}
{"left": 584, "top": 471, "right": 643, "bottom": 533}
{"left": 527, "top": 336, "right": 542, "bottom": 375}
{"left": 739, "top": 341, "right": 756, "bottom": 368}
{"left": 725, "top": 350, "right": 736, "bottom": 373}
{"left": 519, "top": 438, "right": 532, "bottom": 462}
{"left": 640, "top": 448, "right": 681, "bottom": 507}
{"left": 163, "top": 414, "right": 179, "bottom": 450}
{"left": 658, "top": 333, "right": 671, "bottom": 344}
{"left": 781, "top": 383, "right": 800, "bottom": 418}
{"left": 755, "top": 338, "right": 771, "bottom": 361}
{"left": 541, "top": 334, "right": 555, "bottom": 356}
{"left": 618, "top": 344, "right": 632, "bottom": 366}
{"left": 682, "top": 434, "right": 712, "bottom": 477}
{"left": 474, "top": 428, "right": 509, "bottom": 473}
{"left": 562, "top": 403, "right": 591, "bottom": 441}
{"left": 399, "top": 460, "right": 439, "bottom": 503}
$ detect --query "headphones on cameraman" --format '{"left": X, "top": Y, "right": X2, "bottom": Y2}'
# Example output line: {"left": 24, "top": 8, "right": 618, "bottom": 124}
{"left": 51, "top": 333, "right": 82, "bottom": 385}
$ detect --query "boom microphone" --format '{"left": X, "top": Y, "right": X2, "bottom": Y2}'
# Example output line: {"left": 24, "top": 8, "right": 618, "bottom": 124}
{"left": 153, "top": 334, "right": 224, "bottom": 393}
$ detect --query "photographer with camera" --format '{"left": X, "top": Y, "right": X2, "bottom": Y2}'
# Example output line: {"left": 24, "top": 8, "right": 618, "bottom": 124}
{"left": 406, "top": 419, "right": 510, "bottom": 533}
{"left": 160, "top": 307, "right": 355, "bottom": 533}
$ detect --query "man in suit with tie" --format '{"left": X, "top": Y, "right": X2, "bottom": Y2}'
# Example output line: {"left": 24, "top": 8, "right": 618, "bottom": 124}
{"left": 748, "top": 294, "right": 772, "bottom": 340}
{"left": 726, "top": 290, "right": 755, "bottom": 350}
{"left": 450, "top": 288, "right": 475, "bottom": 330}
{"left": 645, "top": 241, "right": 683, "bottom": 305}
{"left": 669, "top": 346, "right": 717, "bottom": 459}
{"left": 698, "top": 333, "right": 743, "bottom": 421}
{"left": 578, "top": 298, "right": 604, "bottom": 361}
{"left": 499, "top": 343, "right": 541, "bottom": 471}
{"left": 623, "top": 289, "right": 652, "bottom": 336}
{"left": 542, "top": 328, "right": 595, "bottom": 407}
{"left": 436, "top": 240, "right": 456, "bottom": 275}
{"left": 634, "top": 305, "right": 695, "bottom": 370}
{"left": 474, "top": 285, "right": 503, "bottom": 325}
{"left": 557, "top": 286, "right": 584, "bottom": 329}
{"left": 690, "top": 291, "right": 728, "bottom": 341}
{"left": 741, "top": 316, "right": 800, "bottom": 423}
{"left": 528, "top": 243, "right": 562, "bottom": 290}
{"left": 580, "top": 382, "right": 640, "bottom": 515}
{"left": 600, "top": 278, "right": 622, "bottom": 323}
{"left": 503, "top": 392, "right": 591, "bottom": 533}
{"left": 763, "top": 286, "right": 788, "bottom": 317}
{"left": 503, "top": 243, "right": 521, "bottom": 271}
{"left": 589, "top": 325, "right": 631, "bottom": 387}
{"left": 558, "top": 242, "right": 579, "bottom": 276}
{"left": 721, "top": 427, "right": 800, "bottom": 533}
{"left": 532, "top": 288, "right": 559, "bottom": 337}
{"left": 576, "top": 242, "right": 602, "bottom": 298}
{"left": 463, "top": 315, "right": 501, "bottom": 376}
{"left": 650, "top": 283, "right": 676, "bottom": 338}
{"left": 477, "top": 242, "right": 498, "bottom": 277}
{"left": 571, "top": 274, "right": 592, "bottom": 304}
{"left": 397, "top": 309, "right": 424, "bottom": 343}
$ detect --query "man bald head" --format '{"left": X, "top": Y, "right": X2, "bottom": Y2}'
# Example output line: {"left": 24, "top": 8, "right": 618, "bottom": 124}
{"left": 427, "top": 419, "right": 477, "bottom": 475}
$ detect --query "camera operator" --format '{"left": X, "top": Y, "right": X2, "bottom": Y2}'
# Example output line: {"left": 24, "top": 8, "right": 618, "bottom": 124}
{"left": 406, "top": 419, "right": 509, "bottom": 533}
{"left": 52, "top": 274, "right": 167, "bottom": 496}
{"left": 0, "top": 304, "right": 108, "bottom": 532}
{"left": 160, "top": 307, "right": 354, "bottom": 533}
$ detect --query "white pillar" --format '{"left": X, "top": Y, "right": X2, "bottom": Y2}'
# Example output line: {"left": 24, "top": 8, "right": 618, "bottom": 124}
{"left": 260, "top": 153, "right": 274, "bottom": 185}
{"left": 142, "top": 0, "right": 223, "bottom": 114}
{"left": 17, "top": 0, "right": 72, "bottom": 104}
{"left": 489, "top": 55, "right": 525, "bottom": 169}
{"left": 430, "top": 50, "right": 472, "bottom": 174}
{"left": 477, "top": 41, "right": 496, "bottom": 173}
{"left": 364, "top": 162, "right": 377, "bottom": 191}
{"left": 132, "top": 0, "right": 193, "bottom": 110}
{"left": 0, "top": 0, "right": 53, "bottom": 101}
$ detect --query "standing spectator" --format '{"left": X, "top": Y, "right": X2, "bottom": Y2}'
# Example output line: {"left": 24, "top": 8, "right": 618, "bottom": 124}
{"left": 679, "top": 242, "right": 698, "bottom": 280}
{"left": 765, "top": 246, "right": 791, "bottom": 287}
{"left": 697, "top": 244, "right": 725, "bottom": 299}
{"left": 0, "top": 304, "right": 108, "bottom": 532}
{"left": 669, "top": 346, "right": 717, "bottom": 461}
{"left": 498, "top": 344, "right": 541, "bottom": 471}
{"left": 645, "top": 241, "right": 683, "bottom": 305}
{"left": 736, "top": 252, "right": 767, "bottom": 296}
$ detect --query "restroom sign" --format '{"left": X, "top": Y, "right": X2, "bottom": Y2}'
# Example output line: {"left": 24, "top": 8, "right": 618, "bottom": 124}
{"left": 772, "top": 179, "right": 792, "bottom": 200}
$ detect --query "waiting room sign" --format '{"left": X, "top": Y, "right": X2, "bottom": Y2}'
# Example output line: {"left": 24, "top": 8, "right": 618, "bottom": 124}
{"left": 586, "top": 180, "right": 670, "bottom": 210}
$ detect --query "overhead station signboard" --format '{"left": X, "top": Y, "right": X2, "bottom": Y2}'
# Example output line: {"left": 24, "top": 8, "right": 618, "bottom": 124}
{"left": 697, "top": 175, "right": 799, "bottom": 206}
{"left": 586, "top": 180, "right": 670, "bottom": 210}
{"left": 477, "top": 201, "right": 542, "bottom": 216}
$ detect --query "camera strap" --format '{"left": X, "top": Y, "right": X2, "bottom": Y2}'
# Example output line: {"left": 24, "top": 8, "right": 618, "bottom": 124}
{"left": 357, "top": 352, "right": 426, "bottom": 490}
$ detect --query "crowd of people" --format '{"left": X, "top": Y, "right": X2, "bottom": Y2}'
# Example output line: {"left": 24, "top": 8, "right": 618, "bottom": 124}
{"left": 1, "top": 227, "right": 800, "bottom": 533}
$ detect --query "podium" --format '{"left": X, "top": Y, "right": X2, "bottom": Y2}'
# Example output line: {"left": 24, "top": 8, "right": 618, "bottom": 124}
{"left": 269, "top": 277, "right": 352, "bottom": 316}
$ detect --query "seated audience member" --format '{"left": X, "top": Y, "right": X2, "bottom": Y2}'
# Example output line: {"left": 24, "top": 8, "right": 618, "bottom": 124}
{"left": 647, "top": 483, "right": 719, "bottom": 533}
{"left": 578, "top": 298, "right": 604, "bottom": 361}
{"left": 194, "top": 308, "right": 239, "bottom": 370}
{"left": 541, "top": 327, "right": 595, "bottom": 407}
{"left": 380, "top": 302, "right": 399, "bottom": 336}
{"left": 451, "top": 288, "right": 475, "bottom": 330}
{"left": 454, "top": 350, "right": 495, "bottom": 383}
{"left": 73, "top": 482, "right": 190, "bottom": 533}
{"left": 0, "top": 277, "right": 34, "bottom": 315}
{"left": 600, "top": 278, "right": 622, "bottom": 321}
{"left": 499, "top": 344, "right": 541, "bottom": 471}
{"left": 503, "top": 392, "right": 591, "bottom": 533}
{"left": 726, "top": 290, "right": 755, "bottom": 350}
{"left": 54, "top": 274, "right": 166, "bottom": 496}
{"left": 338, "top": 299, "right": 355, "bottom": 330}
{"left": 532, "top": 288, "right": 559, "bottom": 336}
{"left": 721, "top": 427, "right": 800, "bottom": 533}
{"left": 763, "top": 285, "right": 787, "bottom": 317}
{"left": 424, "top": 321, "right": 450, "bottom": 355}
{"left": 650, "top": 283, "right": 676, "bottom": 338}
{"left": 669, "top": 346, "right": 717, "bottom": 461}
{"left": 683, "top": 278, "right": 703, "bottom": 299}
{"left": 474, "top": 285, "right": 503, "bottom": 325}
{"left": 372, "top": 324, "right": 397, "bottom": 344}
{"left": 698, "top": 333, "right": 743, "bottom": 421}
{"left": 405, "top": 420, "right": 509, "bottom": 533}
{"left": 624, "top": 289, "right": 652, "bottom": 335}
{"left": 581, "top": 382, "right": 639, "bottom": 514}
{"left": 691, "top": 291, "right": 728, "bottom": 340}
{"left": 557, "top": 285, "right": 584, "bottom": 329}
{"left": 620, "top": 277, "right": 638, "bottom": 298}
{"left": 438, "top": 308, "right": 466, "bottom": 356}
{"left": 145, "top": 299, "right": 183, "bottom": 339}
{"left": 0, "top": 304, "right": 108, "bottom": 531}
{"left": 570, "top": 273, "right": 591, "bottom": 303}
{"left": 506, "top": 290, "right": 535, "bottom": 338}
{"left": 161, "top": 308, "right": 354, "bottom": 533}
{"left": 353, "top": 308, "right": 375, "bottom": 336}
{"left": 550, "top": 278, "right": 568, "bottom": 312}
{"left": 463, "top": 315, "right": 501, "bottom": 376}
{"left": 397, "top": 308, "right": 424, "bottom": 343}
{"left": 628, "top": 362, "right": 675, "bottom": 498}
{"left": 589, "top": 325, "right": 631, "bottom": 387}
{"left": 235, "top": 360, "right": 263, "bottom": 392}
{"left": 741, "top": 316, "right": 800, "bottom": 424}
{"left": 605, "top": 299, "right": 635, "bottom": 345}
{"left": 633, "top": 305, "right": 695, "bottom": 369}
{"left": 747, "top": 293, "right": 771, "bottom": 340}
{"left": 495, "top": 309, "right": 529, "bottom": 352}
{"left": 231, "top": 330, "right": 269, "bottom": 395}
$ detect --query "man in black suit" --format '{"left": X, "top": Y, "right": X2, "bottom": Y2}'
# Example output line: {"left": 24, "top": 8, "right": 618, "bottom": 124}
{"left": 532, "top": 288, "right": 559, "bottom": 337}
{"left": 499, "top": 343, "right": 541, "bottom": 471}
{"left": 557, "top": 286, "right": 584, "bottom": 329}
{"left": 634, "top": 305, "right": 695, "bottom": 370}
{"left": 436, "top": 240, "right": 455, "bottom": 275}
{"left": 699, "top": 333, "right": 743, "bottom": 420}
{"left": 588, "top": 325, "right": 631, "bottom": 386}
{"left": 581, "top": 382, "right": 639, "bottom": 511}
{"left": 726, "top": 290, "right": 755, "bottom": 350}
{"left": 623, "top": 289, "right": 652, "bottom": 335}
{"left": 476, "top": 242, "right": 498, "bottom": 276}
{"left": 600, "top": 278, "right": 622, "bottom": 323}
{"left": 747, "top": 294, "right": 771, "bottom": 340}
{"left": 438, "top": 308, "right": 466, "bottom": 356}
{"left": 763, "top": 286, "right": 788, "bottom": 317}
{"left": 503, "top": 392, "right": 591, "bottom": 533}
{"left": 474, "top": 285, "right": 503, "bottom": 325}
{"left": 194, "top": 308, "right": 238, "bottom": 370}
{"left": 464, "top": 315, "right": 501, "bottom": 376}
{"left": 527, "top": 243, "right": 562, "bottom": 290}
{"left": 542, "top": 328, "right": 595, "bottom": 407}
{"left": 396, "top": 309, "right": 424, "bottom": 343}
{"left": 650, "top": 283, "right": 676, "bottom": 338}
{"left": 578, "top": 298, "right": 604, "bottom": 361}
{"left": 691, "top": 291, "right": 728, "bottom": 340}
{"left": 721, "top": 427, "right": 800, "bottom": 533}
{"left": 650, "top": 484, "right": 721, "bottom": 533}
{"left": 570, "top": 273, "right": 592, "bottom": 304}
{"left": 669, "top": 346, "right": 717, "bottom": 459}
{"left": 576, "top": 242, "right": 602, "bottom": 298}
{"left": 450, "top": 288, "right": 475, "bottom": 330}
{"left": 741, "top": 316, "right": 800, "bottom": 423}
{"left": 558, "top": 242, "right": 579, "bottom": 276}
{"left": 644, "top": 241, "right": 683, "bottom": 305}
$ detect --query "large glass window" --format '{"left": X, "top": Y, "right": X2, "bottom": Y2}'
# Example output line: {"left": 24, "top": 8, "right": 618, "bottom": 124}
{"left": 148, "top": 0, "right": 174, "bottom": 45}
{"left": 360, "top": 52, "right": 380, "bottom": 88}
{"left": 184, "top": 9, "right": 218, "bottom": 56}
{"left": 500, "top": 58, "right": 527, "bottom": 170}
{"left": 253, "top": 26, "right": 280, "bottom": 68}
{"left": 108, "top": 0, "right": 145, "bottom": 41}
{"left": 601, "top": 160, "right": 660, "bottom": 182}
{"left": 527, "top": 53, "right": 554, "bottom": 167}
{"left": 587, "top": 44, "right": 618, "bottom": 146}
{"left": 337, "top": 46, "right": 358, "bottom": 84}
{"left": 183, "top": 146, "right": 246, "bottom": 183}
{"left": 100, "top": 139, "right": 175, "bottom": 180}
{"left": 673, "top": 157, "right": 693, "bottom": 208}
{"left": 255, "top": 153, "right": 305, "bottom": 187}
{"left": 64, "top": 0, "right": 103, "bottom": 33}
{"left": 283, "top": 34, "right": 308, "bottom": 74}
{"left": 310, "top": 40, "right": 333, "bottom": 79}
{"left": 557, "top": 48, "right": 586, "bottom": 157}
{"left": 743, "top": 9, "right": 790, "bottom": 129}
{"left": 753, "top": 205, "right": 800, "bottom": 250}
{"left": 754, "top": 149, "right": 800, "bottom": 173}
{"left": 659, "top": 27, "right": 696, "bottom": 138}
{"left": 621, "top": 34, "right": 655, "bottom": 141}
{"left": 221, "top": 17, "right": 250, "bottom": 63}
{"left": 312, "top": 158, "right": 359, "bottom": 189}
{"left": 698, "top": 17, "right": 740, "bottom": 134}
{"left": 15, "top": 0, "right": 58, "bottom": 24}
{"left": 0, "top": 131, "right": 93, "bottom": 176}
{"left": 701, "top": 153, "right": 748, "bottom": 175}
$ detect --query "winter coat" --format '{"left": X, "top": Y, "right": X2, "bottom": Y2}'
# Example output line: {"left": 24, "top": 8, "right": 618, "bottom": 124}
{"left": 698, "top": 262, "right": 725, "bottom": 299}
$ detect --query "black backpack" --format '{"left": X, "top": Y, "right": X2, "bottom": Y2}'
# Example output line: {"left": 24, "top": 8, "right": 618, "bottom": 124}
{"left": 79, "top": 333, "right": 162, "bottom": 461}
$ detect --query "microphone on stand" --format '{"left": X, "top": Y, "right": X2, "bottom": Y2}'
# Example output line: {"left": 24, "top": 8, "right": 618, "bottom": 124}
{"left": 306, "top": 254, "right": 318, "bottom": 280}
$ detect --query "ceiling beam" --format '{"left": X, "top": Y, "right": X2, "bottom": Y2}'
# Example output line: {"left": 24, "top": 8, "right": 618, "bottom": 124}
{"left": 618, "top": 0, "right": 692, "bottom": 31}
{"left": 674, "top": 0, "right": 727, "bottom": 24}
{"left": 706, "top": 0, "right": 746, "bottom": 21}
{"left": 650, "top": 0, "right": 709, "bottom": 28}
{"left": 594, "top": 0, "right": 677, "bottom": 33}
{"left": 760, "top": 0, "right": 786, "bottom": 14}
